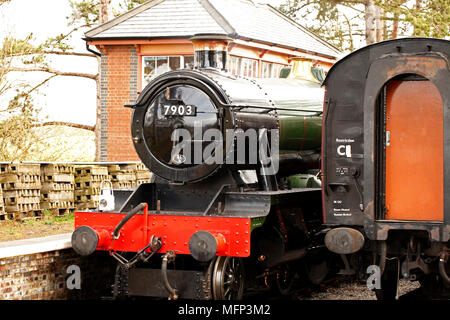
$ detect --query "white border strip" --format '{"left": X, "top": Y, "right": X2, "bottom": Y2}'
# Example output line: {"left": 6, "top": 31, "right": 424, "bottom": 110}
{"left": 0, "top": 233, "right": 72, "bottom": 259}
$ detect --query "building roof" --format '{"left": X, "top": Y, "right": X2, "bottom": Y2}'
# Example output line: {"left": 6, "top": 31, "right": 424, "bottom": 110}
{"left": 85, "top": 0, "right": 341, "bottom": 58}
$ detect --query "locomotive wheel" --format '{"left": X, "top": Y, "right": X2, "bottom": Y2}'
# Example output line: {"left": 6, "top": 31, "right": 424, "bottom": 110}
{"left": 212, "top": 256, "right": 245, "bottom": 300}
{"left": 273, "top": 263, "right": 296, "bottom": 295}
{"left": 305, "top": 260, "right": 329, "bottom": 286}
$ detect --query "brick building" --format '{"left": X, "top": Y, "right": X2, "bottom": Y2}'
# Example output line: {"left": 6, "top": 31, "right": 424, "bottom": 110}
{"left": 84, "top": 0, "right": 341, "bottom": 161}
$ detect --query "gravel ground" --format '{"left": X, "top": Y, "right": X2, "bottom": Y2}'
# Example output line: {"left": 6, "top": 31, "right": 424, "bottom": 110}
{"left": 0, "top": 217, "right": 74, "bottom": 242}
{"left": 295, "top": 279, "right": 421, "bottom": 300}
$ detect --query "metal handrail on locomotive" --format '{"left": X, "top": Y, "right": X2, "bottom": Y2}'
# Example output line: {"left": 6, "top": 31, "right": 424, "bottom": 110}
{"left": 71, "top": 34, "right": 327, "bottom": 300}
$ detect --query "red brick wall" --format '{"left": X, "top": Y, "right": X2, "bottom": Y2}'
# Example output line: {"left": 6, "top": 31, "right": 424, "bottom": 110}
{"left": 0, "top": 250, "right": 115, "bottom": 300}
{"left": 100, "top": 45, "right": 140, "bottom": 162}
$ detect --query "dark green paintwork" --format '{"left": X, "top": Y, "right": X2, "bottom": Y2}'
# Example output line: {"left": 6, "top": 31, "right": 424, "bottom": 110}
{"left": 279, "top": 115, "right": 322, "bottom": 151}
{"left": 287, "top": 174, "right": 322, "bottom": 188}
{"left": 251, "top": 216, "right": 266, "bottom": 232}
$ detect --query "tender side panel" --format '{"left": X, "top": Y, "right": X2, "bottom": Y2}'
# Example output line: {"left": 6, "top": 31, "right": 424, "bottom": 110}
{"left": 323, "top": 102, "right": 365, "bottom": 225}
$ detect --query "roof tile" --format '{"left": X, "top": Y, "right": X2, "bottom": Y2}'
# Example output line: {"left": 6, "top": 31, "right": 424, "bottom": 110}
{"left": 86, "top": 0, "right": 340, "bottom": 57}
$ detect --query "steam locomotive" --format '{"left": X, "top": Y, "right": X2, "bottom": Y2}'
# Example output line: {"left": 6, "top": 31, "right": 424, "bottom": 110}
{"left": 322, "top": 37, "right": 450, "bottom": 299}
{"left": 72, "top": 35, "right": 450, "bottom": 300}
{"left": 71, "top": 34, "right": 328, "bottom": 299}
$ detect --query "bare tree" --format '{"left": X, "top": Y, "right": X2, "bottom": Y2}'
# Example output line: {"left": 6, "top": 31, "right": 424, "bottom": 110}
{"left": 0, "top": 0, "right": 147, "bottom": 160}
{"left": 99, "top": 0, "right": 113, "bottom": 23}
{"left": 365, "top": 0, "right": 379, "bottom": 44}
{"left": 280, "top": 0, "right": 449, "bottom": 51}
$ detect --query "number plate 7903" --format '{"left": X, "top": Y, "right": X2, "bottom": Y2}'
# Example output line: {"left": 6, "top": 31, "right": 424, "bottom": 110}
{"left": 163, "top": 104, "right": 197, "bottom": 117}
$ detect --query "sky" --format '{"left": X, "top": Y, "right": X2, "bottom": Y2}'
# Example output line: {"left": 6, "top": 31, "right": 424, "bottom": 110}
{"left": 0, "top": 0, "right": 287, "bottom": 126}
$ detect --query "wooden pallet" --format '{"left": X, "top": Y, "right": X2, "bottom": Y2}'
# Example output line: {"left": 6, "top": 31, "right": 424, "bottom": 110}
{"left": 1, "top": 181, "right": 41, "bottom": 190}
{"left": 4, "top": 195, "right": 40, "bottom": 206}
{"left": 0, "top": 163, "right": 40, "bottom": 175}
{"left": 112, "top": 181, "right": 135, "bottom": 189}
{"left": 75, "top": 194, "right": 99, "bottom": 202}
{"left": 75, "top": 180, "right": 105, "bottom": 189}
{"left": 40, "top": 201, "right": 75, "bottom": 209}
{"left": 45, "top": 207, "right": 75, "bottom": 216}
{"left": 42, "top": 173, "right": 74, "bottom": 183}
{"left": 0, "top": 212, "right": 14, "bottom": 222}
{"left": 76, "top": 200, "right": 99, "bottom": 210}
{"left": 0, "top": 174, "right": 41, "bottom": 184}
{"left": 41, "top": 164, "right": 75, "bottom": 175}
{"left": 40, "top": 191, "right": 74, "bottom": 201}
{"left": 3, "top": 189, "right": 40, "bottom": 198}
{"left": 136, "top": 163, "right": 148, "bottom": 171}
{"left": 0, "top": 199, "right": 5, "bottom": 220}
{"left": 6, "top": 202, "right": 40, "bottom": 212}
{"left": 110, "top": 173, "right": 135, "bottom": 181}
{"left": 136, "top": 171, "right": 151, "bottom": 180}
{"left": 75, "top": 166, "right": 108, "bottom": 176}
{"left": 107, "top": 164, "right": 138, "bottom": 173}
{"left": 74, "top": 187, "right": 101, "bottom": 197}
{"left": 41, "top": 182, "right": 74, "bottom": 192}
{"left": 75, "top": 174, "right": 110, "bottom": 183}
{"left": 10, "top": 209, "right": 43, "bottom": 221}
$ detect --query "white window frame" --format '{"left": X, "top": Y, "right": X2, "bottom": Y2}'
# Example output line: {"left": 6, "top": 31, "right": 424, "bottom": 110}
{"left": 142, "top": 55, "right": 194, "bottom": 87}
{"left": 229, "top": 55, "right": 259, "bottom": 78}
{"left": 261, "top": 61, "right": 287, "bottom": 78}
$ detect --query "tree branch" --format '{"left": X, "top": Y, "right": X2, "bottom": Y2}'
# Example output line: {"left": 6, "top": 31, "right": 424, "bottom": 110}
{"left": 43, "top": 50, "right": 97, "bottom": 57}
{"left": 26, "top": 75, "right": 57, "bottom": 95}
{"left": 9, "top": 67, "right": 98, "bottom": 80}
{"left": 337, "top": 2, "right": 365, "bottom": 14}
{"left": 38, "top": 121, "right": 95, "bottom": 131}
{"left": 4, "top": 51, "right": 97, "bottom": 58}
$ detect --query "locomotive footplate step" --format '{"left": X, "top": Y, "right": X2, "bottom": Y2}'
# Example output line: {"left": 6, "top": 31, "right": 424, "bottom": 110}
{"left": 127, "top": 268, "right": 209, "bottom": 300}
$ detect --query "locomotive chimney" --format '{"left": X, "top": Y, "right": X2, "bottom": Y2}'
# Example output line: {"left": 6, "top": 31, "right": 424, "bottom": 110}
{"left": 190, "top": 33, "right": 232, "bottom": 72}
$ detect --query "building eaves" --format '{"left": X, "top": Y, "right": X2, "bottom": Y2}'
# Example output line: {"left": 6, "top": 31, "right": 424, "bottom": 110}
{"left": 84, "top": 0, "right": 341, "bottom": 58}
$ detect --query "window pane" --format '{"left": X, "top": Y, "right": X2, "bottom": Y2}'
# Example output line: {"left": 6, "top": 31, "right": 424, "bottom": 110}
{"left": 273, "top": 64, "right": 283, "bottom": 78}
{"left": 183, "top": 56, "right": 195, "bottom": 69}
{"left": 143, "top": 57, "right": 156, "bottom": 83}
{"left": 262, "top": 62, "right": 273, "bottom": 78}
{"left": 231, "top": 56, "right": 236, "bottom": 74}
{"left": 169, "top": 56, "right": 180, "bottom": 71}
{"left": 230, "top": 56, "right": 241, "bottom": 76}
{"left": 156, "top": 57, "right": 169, "bottom": 74}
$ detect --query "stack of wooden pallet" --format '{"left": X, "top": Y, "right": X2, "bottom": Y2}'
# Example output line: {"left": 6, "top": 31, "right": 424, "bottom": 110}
{"left": 40, "top": 164, "right": 75, "bottom": 216}
{"left": 135, "top": 163, "right": 152, "bottom": 185}
{"left": 107, "top": 164, "right": 137, "bottom": 189}
{"left": 0, "top": 183, "right": 6, "bottom": 221}
{"left": 0, "top": 163, "right": 42, "bottom": 221}
{"left": 74, "top": 165, "right": 109, "bottom": 210}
